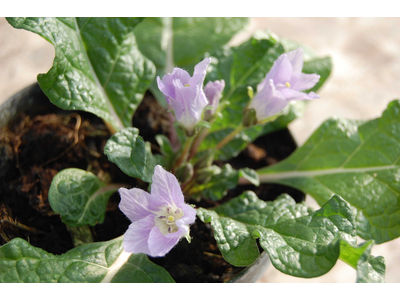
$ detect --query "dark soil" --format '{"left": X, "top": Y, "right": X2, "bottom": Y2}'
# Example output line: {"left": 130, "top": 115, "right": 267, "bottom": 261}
{"left": 0, "top": 86, "right": 302, "bottom": 283}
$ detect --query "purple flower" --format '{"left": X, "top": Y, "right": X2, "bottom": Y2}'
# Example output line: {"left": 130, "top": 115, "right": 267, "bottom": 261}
{"left": 204, "top": 79, "right": 225, "bottom": 120}
{"left": 119, "top": 165, "right": 196, "bottom": 257}
{"left": 157, "top": 58, "right": 211, "bottom": 133}
{"left": 248, "top": 48, "right": 320, "bottom": 122}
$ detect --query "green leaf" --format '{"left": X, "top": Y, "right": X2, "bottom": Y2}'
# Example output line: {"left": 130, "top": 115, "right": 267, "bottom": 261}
{"left": 48, "top": 168, "right": 118, "bottom": 227}
{"left": 137, "top": 17, "right": 248, "bottom": 69}
{"left": 258, "top": 100, "right": 400, "bottom": 243}
{"left": 7, "top": 17, "right": 155, "bottom": 131}
{"left": 0, "top": 237, "right": 174, "bottom": 283}
{"left": 133, "top": 17, "right": 248, "bottom": 105}
{"left": 104, "top": 127, "right": 156, "bottom": 183}
{"left": 110, "top": 253, "right": 175, "bottom": 283}
{"left": 340, "top": 240, "right": 385, "bottom": 283}
{"left": 239, "top": 168, "right": 260, "bottom": 186}
{"left": 197, "top": 192, "right": 311, "bottom": 266}
{"left": 198, "top": 193, "right": 358, "bottom": 278}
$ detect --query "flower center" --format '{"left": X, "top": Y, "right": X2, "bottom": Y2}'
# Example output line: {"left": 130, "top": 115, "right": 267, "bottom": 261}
{"left": 275, "top": 82, "right": 291, "bottom": 89}
{"left": 155, "top": 205, "right": 184, "bottom": 235}
{"left": 184, "top": 84, "right": 190, "bottom": 87}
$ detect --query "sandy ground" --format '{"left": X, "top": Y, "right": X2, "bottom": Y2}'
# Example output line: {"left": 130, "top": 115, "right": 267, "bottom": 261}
{"left": 0, "top": 17, "right": 399, "bottom": 283}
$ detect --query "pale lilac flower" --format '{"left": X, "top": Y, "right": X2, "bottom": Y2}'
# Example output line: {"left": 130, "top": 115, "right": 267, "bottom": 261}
{"left": 119, "top": 165, "right": 196, "bottom": 257}
{"left": 157, "top": 58, "right": 211, "bottom": 133}
{"left": 248, "top": 48, "right": 320, "bottom": 122}
{"left": 204, "top": 79, "right": 225, "bottom": 120}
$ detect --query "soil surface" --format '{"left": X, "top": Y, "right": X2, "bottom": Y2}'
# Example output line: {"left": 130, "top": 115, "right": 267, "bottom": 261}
{"left": 0, "top": 87, "right": 302, "bottom": 283}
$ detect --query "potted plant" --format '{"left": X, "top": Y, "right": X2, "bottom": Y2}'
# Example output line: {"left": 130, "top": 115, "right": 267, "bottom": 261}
{"left": 0, "top": 17, "right": 393, "bottom": 283}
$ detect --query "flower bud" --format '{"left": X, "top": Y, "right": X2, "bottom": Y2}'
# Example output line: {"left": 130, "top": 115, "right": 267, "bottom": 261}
{"left": 204, "top": 80, "right": 225, "bottom": 121}
{"left": 175, "top": 162, "right": 194, "bottom": 184}
{"left": 195, "top": 167, "right": 215, "bottom": 185}
{"left": 242, "top": 108, "right": 258, "bottom": 128}
{"left": 194, "top": 149, "right": 215, "bottom": 170}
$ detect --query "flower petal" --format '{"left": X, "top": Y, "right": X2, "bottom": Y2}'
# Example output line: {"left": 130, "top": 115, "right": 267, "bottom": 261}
{"left": 265, "top": 54, "right": 292, "bottom": 85}
{"left": 250, "top": 80, "right": 288, "bottom": 121}
{"left": 181, "top": 203, "right": 197, "bottom": 225}
{"left": 171, "top": 79, "right": 205, "bottom": 132}
{"left": 205, "top": 79, "right": 225, "bottom": 114}
{"left": 280, "top": 88, "right": 320, "bottom": 101}
{"left": 157, "top": 75, "right": 175, "bottom": 105}
{"left": 123, "top": 215, "right": 155, "bottom": 255}
{"left": 147, "top": 225, "right": 188, "bottom": 257}
{"left": 286, "top": 48, "right": 304, "bottom": 74}
{"left": 171, "top": 68, "right": 191, "bottom": 84}
{"left": 290, "top": 73, "right": 320, "bottom": 91}
{"left": 151, "top": 165, "right": 185, "bottom": 209}
{"left": 119, "top": 187, "right": 166, "bottom": 222}
{"left": 188, "top": 73, "right": 209, "bottom": 111}
{"left": 193, "top": 57, "right": 211, "bottom": 78}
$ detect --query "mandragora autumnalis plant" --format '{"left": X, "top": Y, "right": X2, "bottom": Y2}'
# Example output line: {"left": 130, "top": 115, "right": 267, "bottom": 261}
{"left": 2, "top": 17, "right": 396, "bottom": 283}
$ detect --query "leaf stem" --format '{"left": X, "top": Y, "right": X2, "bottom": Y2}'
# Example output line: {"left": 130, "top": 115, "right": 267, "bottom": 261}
{"left": 67, "top": 225, "right": 94, "bottom": 247}
{"left": 215, "top": 124, "right": 244, "bottom": 150}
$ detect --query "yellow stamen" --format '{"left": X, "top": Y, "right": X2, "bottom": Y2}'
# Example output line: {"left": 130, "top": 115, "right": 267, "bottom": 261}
{"left": 184, "top": 84, "right": 190, "bottom": 87}
{"left": 168, "top": 215, "right": 175, "bottom": 222}
{"left": 285, "top": 82, "right": 291, "bottom": 88}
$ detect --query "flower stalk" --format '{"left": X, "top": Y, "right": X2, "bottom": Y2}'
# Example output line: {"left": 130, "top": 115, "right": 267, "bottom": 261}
{"left": 215, "top": 124, "right": 244, "bottom": 150}
{"left": 173, "top": 135, "right": 195, "bottom": 171}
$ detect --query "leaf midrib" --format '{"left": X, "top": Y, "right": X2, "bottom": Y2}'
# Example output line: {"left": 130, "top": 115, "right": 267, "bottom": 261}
{"left": 259, "top": 164, "right": 400, "bottom": 181}
{"left": 75, "top": 184, "right": 119, "bottom": 225}
{"left": 73, "top": 18, "right": 124, "bottom": 131}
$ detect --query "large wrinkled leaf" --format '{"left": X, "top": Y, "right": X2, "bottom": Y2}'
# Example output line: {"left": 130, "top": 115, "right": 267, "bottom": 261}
{"left": 7, "top": 17, "right": 155, "bottom": 131}
{"left": 48, "top": 168, "right": 117, "bottom": 227}
{"left": 110, "top": 253, "right": 175, "bottom": 283}
{"left": 104, "top": 127, "right": 156, "bottom": 183}
{"left": 258, "top": 100, "right": 400, "bottom": 244}
{"left": 197, "top": 192, "right": 312, "bottom": 267}
{"left": 340, "top": 240, "right": 385, "bottom": 283}
{"left": 198, "top": 193, "right": 359, "bottom": 278}
{"left": 133, "top": 17, "right": 248, "bottom": 104}
{"left": 200, "top": 32, "right": 332, "bottom": 161}
{"left": 0, "top": 237, "right": 174, "bottom": 283}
